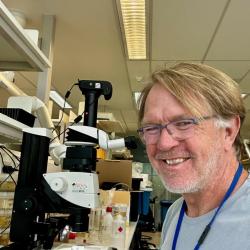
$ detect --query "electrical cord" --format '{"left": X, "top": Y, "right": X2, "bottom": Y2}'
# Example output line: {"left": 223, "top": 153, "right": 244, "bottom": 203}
{"left": 0, "top": 146, "right": 19, "bottom": 187}
{"left": 0, "top": 146, "right": 20, "bottom": 162}
{"left": 0, "top": 222, "right": 10, "bottom": 235}
{"left": 51, "top": 83, "right": 78, "bottom": 135}
{"left": 9, "top": 175, "right": 16, "bottom": 185}
{"left": 50, "top": 82, "right": 99, "bottom": 143}
{"left": 0, "top": 147, "right": 18, "bottom": 171}
{"left": 0, "top": 169, "right": 17, "bottom": 186}
{"left": 0, "top": 151, "right": 4, "bottom": 167}
{"left": 50, "top": 112, "right": 83, "bottom": 143}
{"left": 0, "top": 151, "right": 16, "bottom": 237}
{"left": 0, "top": 175, "right": 11, "bottom": 187}
{"left": 0, "top": 148, "right": 16, "bottom": 169}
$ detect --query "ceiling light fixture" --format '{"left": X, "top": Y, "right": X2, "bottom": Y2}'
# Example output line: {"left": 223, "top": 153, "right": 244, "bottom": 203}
{"left": 241, "top": 93, "right": 250, "bottom": 99}
{"left": 116, "top": 0, "right": 148, "bottom": 60}
{"left": 133, "top": 91, "right": 141, "bottom": 109}
{"left": 49, "top": 90, "right": 72, "bottom": 109}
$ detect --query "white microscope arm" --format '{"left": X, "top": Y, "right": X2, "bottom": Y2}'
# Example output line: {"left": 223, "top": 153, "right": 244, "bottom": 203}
{"left": 68, "top": 125, "right": 126, "bottom": 148}
{"left": 6, "top": 96, "right": 129, "bottom": 165}
{"left": 7, "top": 96, "right": 63, "bottom": 165}
{"left": 49, "top": 126, "right": 129, "bottom": 166}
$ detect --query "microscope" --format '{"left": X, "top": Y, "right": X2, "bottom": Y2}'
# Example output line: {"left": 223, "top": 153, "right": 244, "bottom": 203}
{"left": 1, "top": 80, "right": 136, "bottom": 250}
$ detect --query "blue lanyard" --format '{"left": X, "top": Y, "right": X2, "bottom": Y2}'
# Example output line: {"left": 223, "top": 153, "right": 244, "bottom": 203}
{"left": 172, "top": 163, "right": 243, "bottom": 250}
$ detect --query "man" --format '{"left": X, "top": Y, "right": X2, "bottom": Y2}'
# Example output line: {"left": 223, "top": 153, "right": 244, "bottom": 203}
{"left": 137, "top": 62, "right": 250, "bottom": 249}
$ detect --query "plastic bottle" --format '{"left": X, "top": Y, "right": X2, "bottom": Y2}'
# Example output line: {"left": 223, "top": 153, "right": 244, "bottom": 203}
{"left": 100, "top": 206, "right": 113, "bottom": 245}
{"left": 112, "top": 213, "right": 126, "bottom": 249}
{"left": 88, "top": 208, "right": 100, "bottom": 243}
{"left": 119, "top": 204, "right": 128, "bottom": 226}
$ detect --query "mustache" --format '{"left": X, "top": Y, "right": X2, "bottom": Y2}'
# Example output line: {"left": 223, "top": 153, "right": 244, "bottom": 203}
{"left": 155, "top": 150, "right": 193, "bottom": 159}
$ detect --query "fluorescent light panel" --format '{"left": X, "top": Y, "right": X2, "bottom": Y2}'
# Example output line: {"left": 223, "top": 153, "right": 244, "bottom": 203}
{"left": 118, "top": 0, "right": 147, "bottom": 60}
{"left": 49, "top": 90, "right": 72, "bottom": 109}
{"left": 133, "top": 91, "right": 141, "bottom": 109}
{"left": 241, "top": 93, "right": 250, "bottom": 99}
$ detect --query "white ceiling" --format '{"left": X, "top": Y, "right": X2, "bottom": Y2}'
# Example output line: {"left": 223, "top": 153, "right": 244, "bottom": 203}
{"left": 1, "top": 0, "right": 250, "bottom": 138}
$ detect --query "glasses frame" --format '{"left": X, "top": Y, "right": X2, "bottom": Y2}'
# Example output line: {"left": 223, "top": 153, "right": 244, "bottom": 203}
{"left": 137, "top": 116, "right": 212, "bottom": 145}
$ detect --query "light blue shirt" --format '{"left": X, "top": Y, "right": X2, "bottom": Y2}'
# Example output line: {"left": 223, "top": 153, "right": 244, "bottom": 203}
{"left": 161, "top": 175, "right": 250, "bottom": 250}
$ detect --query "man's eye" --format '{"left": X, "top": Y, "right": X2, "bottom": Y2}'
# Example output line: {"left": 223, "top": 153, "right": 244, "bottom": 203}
{"left": 174, "top": 120, "right": 193, "bottom": 128}
{"left": 144, "top": 126, "right": 159, "bottom": 133}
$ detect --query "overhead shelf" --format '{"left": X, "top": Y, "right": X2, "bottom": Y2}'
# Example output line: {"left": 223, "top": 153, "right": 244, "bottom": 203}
{"left": 0, "top": 1, "right": 51, "bottom": 71}
{"left": 0, "top": 113, "right": 29, "bottom": 144}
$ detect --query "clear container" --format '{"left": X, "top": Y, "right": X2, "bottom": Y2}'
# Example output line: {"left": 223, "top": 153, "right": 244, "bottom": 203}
{"left": 119, "top": 204, "right": 127, "bottom": 219}
{"left": 88, "top": 208, "right": 102, "bottom": 244}
{"left": 100, "top": 206, "right": 113, "bottom": 245}
{"left": 112, "top": 203, "right": 120, "bottom": 218}
{"left": 112, "top": 214, "right": 126, "bottom": 249}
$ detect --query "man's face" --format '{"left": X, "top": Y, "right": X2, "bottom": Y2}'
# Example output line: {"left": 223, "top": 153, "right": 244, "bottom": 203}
{"left": 143, "top": 84, "right": 226, "bottom": 193}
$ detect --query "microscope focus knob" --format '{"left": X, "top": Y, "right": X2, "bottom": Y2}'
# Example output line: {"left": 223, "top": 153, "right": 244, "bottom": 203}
{"left": 50, "top": 177, "right": 67, "bottom": 192}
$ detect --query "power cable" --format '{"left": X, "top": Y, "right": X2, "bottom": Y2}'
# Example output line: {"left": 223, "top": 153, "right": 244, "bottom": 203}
{"left": 0, "top": 147, "right": 17, "bottom": 170}
{"left": 50, "top": 112, "right": 83, "bottom": 143}
{"left": 0, "top": 146, "right": 20, "bottom": 162}
{"left": 51, "top": 83, "right": 78, "bottom": 135}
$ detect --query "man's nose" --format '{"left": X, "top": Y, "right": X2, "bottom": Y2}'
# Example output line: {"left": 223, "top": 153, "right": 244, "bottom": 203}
{"left": 156, "top": 128, "right": 180, "bottom": 150}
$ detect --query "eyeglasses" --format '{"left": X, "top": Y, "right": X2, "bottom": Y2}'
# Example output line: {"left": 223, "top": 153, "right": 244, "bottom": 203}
{"left": 137, "top": 116, "right": 212, "bottom": 145}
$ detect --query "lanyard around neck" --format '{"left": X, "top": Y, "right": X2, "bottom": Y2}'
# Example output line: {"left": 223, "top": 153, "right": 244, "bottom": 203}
{"left": 172, "top": 163, "right": 243, "bottom": 250}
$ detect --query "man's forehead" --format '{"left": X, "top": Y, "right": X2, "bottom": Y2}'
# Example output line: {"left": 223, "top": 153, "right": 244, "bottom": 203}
{"left": 143, "top": 84, "right": 212, "bottom": 122}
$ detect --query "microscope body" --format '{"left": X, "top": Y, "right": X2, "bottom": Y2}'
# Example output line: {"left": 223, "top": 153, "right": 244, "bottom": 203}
{"left": 3, "top": 80, "right": 117, "bottom": 249}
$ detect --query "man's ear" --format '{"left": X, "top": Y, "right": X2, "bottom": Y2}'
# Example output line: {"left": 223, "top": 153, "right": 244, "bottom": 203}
{"left": 224, "top": 116, "right": 241, "bottom": 151}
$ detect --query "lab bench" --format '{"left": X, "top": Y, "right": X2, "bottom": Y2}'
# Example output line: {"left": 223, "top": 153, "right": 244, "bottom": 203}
{"left": 52, "top": 221, "right": 138, "bottom": 250}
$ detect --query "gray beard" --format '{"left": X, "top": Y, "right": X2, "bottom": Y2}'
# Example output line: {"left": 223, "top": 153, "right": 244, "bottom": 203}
{"left": 161, "top": 142, "right": 221, "bottom": 194}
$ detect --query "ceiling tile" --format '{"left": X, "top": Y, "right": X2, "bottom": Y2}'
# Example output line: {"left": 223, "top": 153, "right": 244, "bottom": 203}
{"left": 240, "top": 71, "right": 250, "bottom": 93}
{"left": 152, "top": 0, "right": 228, "bottom": 60}
{"left": 203, "top": 61, "right": 250, "bottom": 81}
{"left": 127, "top": 61, "right": 150, "bottom": 91}
{"left": 206, "top": 1, "right": 250, "bottom": 60}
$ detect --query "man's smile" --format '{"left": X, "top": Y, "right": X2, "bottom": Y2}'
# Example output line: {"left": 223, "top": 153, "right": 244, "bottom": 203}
{"left": 164, "top": 157, "right": 190, "bottom": 166}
